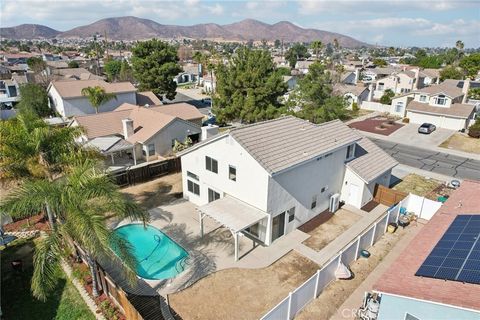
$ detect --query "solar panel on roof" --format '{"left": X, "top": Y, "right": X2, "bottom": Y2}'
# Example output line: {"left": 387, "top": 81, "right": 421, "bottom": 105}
{"left": 415, "top": 215, "right": 480, "bottom": 285}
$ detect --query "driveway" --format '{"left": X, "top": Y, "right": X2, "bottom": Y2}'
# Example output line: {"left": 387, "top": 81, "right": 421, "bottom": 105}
{"left": 388, "top": 123, "right": 455, "bottom": 147}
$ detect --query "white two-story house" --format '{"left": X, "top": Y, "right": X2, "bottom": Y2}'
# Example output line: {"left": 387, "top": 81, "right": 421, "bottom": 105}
{"left": 374, "top": 69, "right": 419, "bottom": 99}
{"left": 48, "top": 79, "right": 137, "bottom": 117}
{"left": 391, "top": 79, "right": 476, "bottom": 130}
{"left": 179, "top": 116, "right": 397, "bottom": 259}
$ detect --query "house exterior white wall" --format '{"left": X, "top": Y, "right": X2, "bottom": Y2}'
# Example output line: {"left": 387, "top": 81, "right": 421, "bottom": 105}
{"left": 341, "top": 168, "right": 391, "bottom": 208}
{"left": 374, "top": 74, "right": 415, "bottom": 99}
{"left": 48, "top": 85, "right": 137, "bottom": 117}
{"left": 406, "top": 111, "right": 469, "bottom": 130}
{"left": 390, "top": 95, "right": 412, "bottom": 117}
{"left": 143, "top": 120, "right": 201, "bottom": 159}
{"left": 266, "top": 146, "right": 350, "bottom": 239}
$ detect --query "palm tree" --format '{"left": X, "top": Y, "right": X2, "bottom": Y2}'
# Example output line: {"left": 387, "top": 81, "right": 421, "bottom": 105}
{"left": 0, "top": 160, "right": 148, "bottom": 299}
{"left": 0, "top": 111, "right": 96, "bottom": 226}
{"left": 456, "top": 40, "right": 464, "bottom": 51}
{"left": 310, "top": 40, "right": 323, "bottom": 60}
{"left": 81, "top": 86, "right": 117, "bottom": 114}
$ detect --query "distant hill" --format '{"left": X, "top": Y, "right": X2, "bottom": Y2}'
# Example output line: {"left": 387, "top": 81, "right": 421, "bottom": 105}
{"left": 0, "top": 24, "right": 60, "bottom": 39}
{"left": 1, "top": 17, "right": 368, "bottom": 47}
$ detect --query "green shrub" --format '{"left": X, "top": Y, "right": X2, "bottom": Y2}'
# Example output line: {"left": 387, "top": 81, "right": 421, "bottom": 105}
{"left": 468, "top": 118, "right": 480, "bottom": 138}
{"left": 380, "top": 89, "right": 395, "bottom": 105}
{"left": 352, "top": 102, "right": 359, "bottom": 113}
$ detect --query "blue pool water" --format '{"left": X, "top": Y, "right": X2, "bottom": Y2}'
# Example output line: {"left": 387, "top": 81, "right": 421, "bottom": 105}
{"left": 113, "top": 224, "right": 189, "bottom": 280}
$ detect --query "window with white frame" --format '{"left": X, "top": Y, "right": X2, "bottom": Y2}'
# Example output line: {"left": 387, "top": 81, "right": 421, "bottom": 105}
{"left": 229, "top": 165, "right": 236, "bottom": 181}
{"left": 205, "top": 156, "right": 218, "bottom": 173}
{"left": 419, "top": 95, "right": 427, "bottom": 102}
{"left": 187, "top": 180, "right": 200, "bottom": 195}
{"left": 395, "top": 101, "right": 404, "bottom": 113}
{"left": 378, "top": 82, "right": 385, "bottom": 90}
{"left": 208, "top": 188, "right": 220, "bottom": 202}
{"left": 147, "top": 143, "right": 155, "bottom": 156}
{"left": 434, "top": 95, "right": 446, "bottom": 106}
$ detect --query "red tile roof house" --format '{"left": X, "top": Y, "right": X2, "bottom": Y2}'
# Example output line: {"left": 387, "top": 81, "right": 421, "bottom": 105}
{"left": 373, "top": 179, "right": 480, "bottom": 320}
{"left": 70, "top": 103, "right": 202, "bottom": 166}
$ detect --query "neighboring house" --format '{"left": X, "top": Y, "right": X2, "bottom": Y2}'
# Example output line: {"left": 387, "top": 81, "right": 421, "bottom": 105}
{"left": 47, "top": 79, "right": 137, "bottom": 117}
{"left": 373, "top": 179, "right": 480, "bottom": 320}
{"left": 203, "top": 74, "right": 216, "bottom": 93}
{"left": 46, "top": 60, "right": 69, "bottom": 69}
{"left": 49, "top": 67, "right": 104, "bottom": 81}
{"left": 333, "top": 83, "right": 370, "bottom": 108}
{"left": 342, "top": 60, "right": 364, "bottom": 71}
{"left": 71, "top": 103, "right": 202, "bottom": 164}
{"left": 174, "top": 64, "right": 199, "bottom": 84}
{"left": 179, "top": 116, "right": 397, "bottom": 250}
{"left": 362, "top": 67, "right": 398, "bottom": 82}
{"left": 144, "top": 103, "right": 204, "bottom": 127}
{"left": 374, "top": 69, "right": 419, "bottom": 99}
{"left": 419, "top": 68, "right": 440, "bottom": 87}
{"left": 136, "top": 91, "right": 162, "bottom": 106}
{"left": 295, "top": 60, "right": 315, "bottom": 74}
{"left": 391, "top": 79, "right": 476, "bottom": 130}
{"left": 283, "top": 75, "right": 297, "bottom": 91}
{"left": 0, "top": 74, "right": 27, "bottom": 109}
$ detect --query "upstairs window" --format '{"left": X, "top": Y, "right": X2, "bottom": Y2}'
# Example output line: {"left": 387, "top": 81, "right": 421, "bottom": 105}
{"left": 419, "top": 95, "right": 427, "bottom": 102}
{"left": 187, "top": 180, "right": 200, "bottom": 196}
{"left": 229, "top": 165, "right": 236, "bottom": 181}
{"left": 434, "top": 95, "right": 446, "bottom": 106}
{"left": 378, "top": 82, "right": 385, "bottom": 90}
{"left": 205, "top": 156, "right": 218, "bottom": 173}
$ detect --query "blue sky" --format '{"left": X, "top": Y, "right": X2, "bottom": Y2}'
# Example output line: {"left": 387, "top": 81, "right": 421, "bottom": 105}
{"left": 1, "top": 0, "right": 479, "bottom": 47}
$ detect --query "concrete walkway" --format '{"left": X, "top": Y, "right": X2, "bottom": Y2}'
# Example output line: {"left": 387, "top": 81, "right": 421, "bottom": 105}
{"left": 294, "top": 204, "right": 388, "bottom": 267}
{"left": 330, "top": 220, "right": 425, "bottom": 320}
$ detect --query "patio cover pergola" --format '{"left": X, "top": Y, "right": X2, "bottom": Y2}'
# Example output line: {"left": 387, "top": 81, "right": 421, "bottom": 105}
{"left": 84, "top": 136, "right": 137, "bottom": 165}
{"left": 197, "top": 195, "right": 268, "bottom": 261}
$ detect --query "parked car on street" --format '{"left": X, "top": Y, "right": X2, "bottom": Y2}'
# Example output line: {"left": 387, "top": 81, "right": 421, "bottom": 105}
{"left": 418, "top": 123, "right": 436, "bottom": 134}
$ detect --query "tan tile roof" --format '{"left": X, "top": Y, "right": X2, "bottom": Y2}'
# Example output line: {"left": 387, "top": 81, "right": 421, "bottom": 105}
{"left": 413, "top": 79, "right": 464, "bottom": 98}
{"left": 50, "top": 79, "right": 136, "bottom": 98}
{"left": 407, "top": 101, "right": 475, "bottom": 119}
{"left": 346, "top": 137, "right": 398, "bottom": 183}
{"left": 136, "top": 91, "right": 162, "bottom": 106}
{"left": 149, "top": 103, "right": 204, "bottom": 121}
{"left": 333, "top": 84, "right": 368, "bottom": 96}
{"left": 74, "top": 104, "right": 200, "bottom": 143}
{"left": 230, "top": 116, "right": 362, "bottom": 174}
{"left": 420, "top": 68, "right": 440, "bottom": 79}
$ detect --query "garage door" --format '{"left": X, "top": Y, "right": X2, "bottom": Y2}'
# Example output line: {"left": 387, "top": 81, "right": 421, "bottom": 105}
{"left": 406, "top": 111, "right": 467, "bottom": 130}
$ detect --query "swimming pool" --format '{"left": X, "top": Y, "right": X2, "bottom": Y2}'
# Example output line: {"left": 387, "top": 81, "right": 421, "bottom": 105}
{"left": 113, "top": 224, "right": 189, "bottom": 280}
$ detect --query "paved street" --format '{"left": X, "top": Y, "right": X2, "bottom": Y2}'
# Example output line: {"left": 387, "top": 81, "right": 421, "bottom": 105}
{"left": 371, "top": 138, "right": 480, "bottom": 181}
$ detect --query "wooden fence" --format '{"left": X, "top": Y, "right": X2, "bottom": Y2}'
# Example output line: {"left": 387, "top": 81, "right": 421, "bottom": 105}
{"left": 110, "top": 157, "right": 181, "bottom": 187}
{"left": 373, "top": 184, "right": 407, "bottom": 206}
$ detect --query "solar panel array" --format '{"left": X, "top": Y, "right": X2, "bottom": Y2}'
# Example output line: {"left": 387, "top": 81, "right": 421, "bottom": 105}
{"left": 415, "top": 214, "right": 480, "bottom": 285}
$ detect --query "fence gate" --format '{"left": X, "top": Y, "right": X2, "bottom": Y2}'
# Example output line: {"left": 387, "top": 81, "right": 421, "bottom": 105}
{"left": 373, "top": 184, "right": 407, "bottom": 206}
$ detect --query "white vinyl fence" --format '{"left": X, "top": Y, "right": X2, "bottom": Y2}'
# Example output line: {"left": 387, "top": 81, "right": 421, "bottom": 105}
{"left": 360, "top": 101, "right": 391, "bottom": 113}
{"left": 261, "top": 208, "right": 399, "bottom": 320}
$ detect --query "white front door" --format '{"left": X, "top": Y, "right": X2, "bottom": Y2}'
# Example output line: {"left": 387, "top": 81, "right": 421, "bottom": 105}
{"left": 348, "top": 184, "right": 360, "bottom": 207}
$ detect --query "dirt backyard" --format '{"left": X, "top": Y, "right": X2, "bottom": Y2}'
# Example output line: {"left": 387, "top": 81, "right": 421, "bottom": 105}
{"left": 168, "top": 251, "right": 319, "bottom": 320}
{"left": 120, "top": 173, "right": 183, "bottom": 209}
{"left": 296, "top": 225, "right": 413, "bottom": 319}
{"left": 393, "top": 173, "right": 442, "bottom": 198}
{"left": 303, "top": 209, "right": 362, "bottom": 251}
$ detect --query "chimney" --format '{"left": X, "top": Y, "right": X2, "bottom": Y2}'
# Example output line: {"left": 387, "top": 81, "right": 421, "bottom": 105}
{"left": 414, "top": 68, "right": 420, "bottom": 90}
{"left": 462, "top": 78, "right": 470, "bottom": 104}
{"left": 122, "top": 118, "right": 134, "bottom": 139}
{"left": 367, "top": 84, "right": 373, "bottom": 102}
{"left": 354, "top": 68, "right": 360, "bottom": 84}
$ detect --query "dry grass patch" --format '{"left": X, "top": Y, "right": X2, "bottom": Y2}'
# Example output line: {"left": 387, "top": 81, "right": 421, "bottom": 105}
{"left": 303, "top": 209, "right": 362, "bottom": 251}
{"left": 168, "top": 251, "right": 319, "bottom": 320}
{"left": 120, "top": 173, "right": 183, "bottom": 209}
{"left": 439, "top": 133, "right": 480, "bottom": 154}
{"left": 296, "top": 227, "right": 412, "bottom": 320}
{"left": 393, "top": 174, "right": 442, "bottom": 197}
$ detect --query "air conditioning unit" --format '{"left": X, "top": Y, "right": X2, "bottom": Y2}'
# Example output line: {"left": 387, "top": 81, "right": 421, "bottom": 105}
{"left": 329, "top": 193, "right": 341, "bottom": 213}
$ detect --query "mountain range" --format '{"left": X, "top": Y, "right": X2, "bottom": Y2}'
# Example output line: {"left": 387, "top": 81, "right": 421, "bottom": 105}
{"left": 0, "top": 17, "right": 368, "bottom": 48}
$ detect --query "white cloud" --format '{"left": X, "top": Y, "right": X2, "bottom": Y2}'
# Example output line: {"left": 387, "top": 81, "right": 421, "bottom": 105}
{"left": 206, "top": 3, "right": 224, "bottom": 15}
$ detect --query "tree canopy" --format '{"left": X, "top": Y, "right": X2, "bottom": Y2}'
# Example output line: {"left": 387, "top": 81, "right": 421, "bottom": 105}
{"left": 81, "top": 86, "right": 117, "bottom": 114}
{"left": 131, "top": 39, "right": 182, "bottom": 100}
{"left": 67, "top": 60, "right": 79, "bottom": 68}
{"left": 380, "top": 89, "right": 395, "bottom": 105}
{"left": 440, "top": 66, "right": 464, "bottom": 81}
{"left": 288, "top": 62, "right": 348, "bottom": 123}
{"left": 104, "top": 59, "right": 122, "bottom": 82}
{"left": 285, "top": 43, "right": 310, "bottom": 68}
{"left": 212, "top": 47, "right": 287, "bottom": 123}
{"left": 373, "top": 58, "right": 387, "bottom": 67}
{"left": 17, "top": 83, "right": 52, "bottom": 117}
{"left": 459, "top": 53, "right": 480, "bottom": 79}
